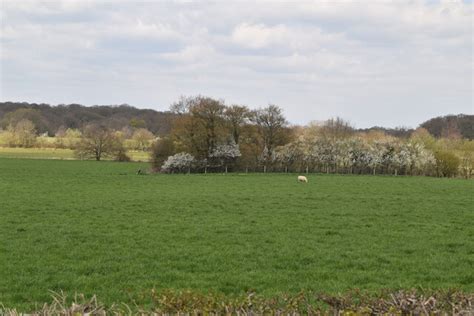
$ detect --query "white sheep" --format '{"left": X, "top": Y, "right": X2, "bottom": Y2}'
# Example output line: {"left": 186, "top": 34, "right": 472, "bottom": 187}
{"left": 297, "top": 175, "right": 308, "bottom": 183}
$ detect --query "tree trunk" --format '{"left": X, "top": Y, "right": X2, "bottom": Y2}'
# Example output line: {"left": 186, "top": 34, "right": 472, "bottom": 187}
{"left": 263, "top": 165, "right": 267, "bottom": 173}
{"left": 225, "top": 165, "right": 228, "bottom": 174}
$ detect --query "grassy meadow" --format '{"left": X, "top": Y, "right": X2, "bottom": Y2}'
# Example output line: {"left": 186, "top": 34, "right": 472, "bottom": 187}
{"left": 0, "top": 158, "right": 473, "bottom": 311}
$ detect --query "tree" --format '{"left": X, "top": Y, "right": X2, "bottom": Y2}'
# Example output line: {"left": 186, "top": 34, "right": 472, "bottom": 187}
{"left": 55, "top": 125, "right": 67, "bottom": 138}
{"left": 161, "top": 152, "right": 195, "bottom": 173}
{"left": 190, "top": 97, "right": 226, "bottom": 155}
{"left": 0, "top": 101, "right": 177, "bottom": 136}
{"left": 55, "top": 128, "right": 81, "bottom": 149}
{"left": 224, "top": 105, "right": 250, "bottom": 144}
{"left": 410, "top": 128, "right": 436, "bottom": 149}
{"left": 209, "top": 140, "right": 241, "bottom": 173}
{"left": 129, "top": 118, "right": 147, "bottom": 129}
{"left": 319, "top": 117, "right": 354, "bottom": 140}
{"left": 434, "top": 150, "right": 460, "bottom": 177}
{"left": 1, "top": 108, "right": 47, "bottom": 134}
{"left": 392, "top": 143, "right": 411, "bottom": 175}
{"left": 366, "top": 141, "right": 385, "bottom": 175}
{"left": 252, "top": 105, "right": 289, "bottom": 169}
{"left": 420, "top": 114, "right": 474, "bottom": 140}
{"left": 169, "top": 95, "right": 195, "bottom": 115}
{"left": 237, "top": 124, "right": 261, "bottom": 172}
{"left": 64, "top": 128, "right": 82, "bottom": 149}
{"left": 411, "top": 143, "right": 435, "bottom": 176}
{"left": 75, "top": 124, "right": 125, "bottom": 161}
{"left": 151, "top": 137, "right": 176, "bottom": 171}
{"left": 459, "top": 140, "right": 474, "bottom": 179}
{"left": 274, "top": 142, "right": 300, "bottom": 173}
{"left": 131, "top": 128, "right": 155, "bottom": 151}
{"left": 170, "top": 96, "right": 227, "bottom": 159}
{"left": 319, "top": 138, "right": 337, "bottom": 173}
{"left": 9, "top": 119, "right": 37, "bottom": 147}
{"left": 441, "top": 120, "right": 462, "bottom": 140}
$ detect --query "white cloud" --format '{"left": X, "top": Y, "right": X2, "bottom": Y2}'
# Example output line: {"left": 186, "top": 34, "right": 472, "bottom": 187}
{"left": 1, "top": 0, "right": 95, "bottom": 15}
{"left": 232, "top": 23, "right": 289, "bottom": 49}
{"left": 0, "top": 0, "right": 472, "bottom": 128}
{"left": 161, "top": 45, "right": 216, "bottom": 63}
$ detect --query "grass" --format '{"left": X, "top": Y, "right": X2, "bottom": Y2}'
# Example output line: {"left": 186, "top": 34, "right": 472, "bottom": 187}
{"left": 0, "top": 147, "right": 150, "bottom": 161}
{"left": 0, "top": 158, "right": 472, "bottom": 311}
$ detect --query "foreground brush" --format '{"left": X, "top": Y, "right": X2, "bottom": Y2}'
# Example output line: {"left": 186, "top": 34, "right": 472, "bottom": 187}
{"left": 1, "top": 289, "right": 473, "bottom": 315}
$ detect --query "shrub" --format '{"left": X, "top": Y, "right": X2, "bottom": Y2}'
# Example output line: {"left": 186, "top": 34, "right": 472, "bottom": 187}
{"left": 151, "top": 137, "right": 175, "bottom": 171}
{"left": 131, "top": 128, "right": 155, "bottom": 150}
{"left": 434, "top": 150, "right": 461, "bottom": 177}
{"left": 114, "top": 147, "right": 131, "bottom": 162}
{"left": 3, "top": 119, "right": 37, "bottom": 148}
{"left": 161, "top": 152, "right": 194, "bottom": 173}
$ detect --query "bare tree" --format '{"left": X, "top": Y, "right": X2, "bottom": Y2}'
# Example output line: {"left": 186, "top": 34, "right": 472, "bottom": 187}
{"left": 169, "top": 95, "right": 197, "bottom": 115}
{"left": 320, "top": 117, "right": 354, "bottom": 140}
{"left": 224, "top": 105, "right": 250, "bottom": 144}
{"left": 75, "top": 124, "right": 125, "bottom": 161}
{"left": 190, "top": 97, "right": 226, "bottom": 155}
{"left": 252, "top": 105, "right": 288, "bottom": 165}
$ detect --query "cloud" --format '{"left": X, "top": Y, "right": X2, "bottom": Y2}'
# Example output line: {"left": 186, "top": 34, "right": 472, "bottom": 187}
{"left": 232, "top": 23, "right": 289, "bottom": 49}
{"left": 161, "top": 45, "right": 216, "bottom": 63}
{"left": 0, "top": 0, "right": 472, "bottom": 128}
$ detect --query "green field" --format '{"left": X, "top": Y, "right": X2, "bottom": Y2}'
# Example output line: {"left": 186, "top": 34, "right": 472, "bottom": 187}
{"left": 0, "top": 158, "right": 473, "bottom": 311}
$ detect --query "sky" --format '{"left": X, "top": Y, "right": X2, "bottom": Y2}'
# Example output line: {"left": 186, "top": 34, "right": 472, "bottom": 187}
{"left": 0, "top": 0, "right": 472, "bottom": 128}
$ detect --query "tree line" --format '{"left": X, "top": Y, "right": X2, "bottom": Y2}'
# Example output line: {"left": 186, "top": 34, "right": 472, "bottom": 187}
{"left": 151, "top": 97, "right": 472, "bottom": 178}
{"left": 0, "top": 98, "right": 472, "bottom": 177}
{"left": 1, "top": 101, "right": 472, "bottom": 140}
{"left": 0, "top": 102, "right": 175, "bottom": 136}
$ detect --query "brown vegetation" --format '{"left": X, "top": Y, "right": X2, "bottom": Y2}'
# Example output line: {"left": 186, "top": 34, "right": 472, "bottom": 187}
{"left": 2, "top": 289, "right": 472, "bottom": 315}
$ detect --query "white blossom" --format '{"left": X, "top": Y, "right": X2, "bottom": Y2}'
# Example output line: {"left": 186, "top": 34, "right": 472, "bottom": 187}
{"left": 209, "top": 140, "right": 241, "bottom": 172}
{"left": 209, "top": 141, "right": 241, "bottom": 160}
{"left": 161, "top": 152, "right": 195, "bottom": 173}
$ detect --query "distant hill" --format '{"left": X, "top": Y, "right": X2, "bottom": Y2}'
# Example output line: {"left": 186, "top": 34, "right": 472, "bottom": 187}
{"left": 420, "top": 114, "right": 473, "bottom": 140}
{"left": 1, "top": 102, "right": 472, "bottom": 139}
{"left": 0, "top": 102, "right": 176, "bottom": 136}
{"left": 354, "top": 114, "right": 473, "bottom": 140}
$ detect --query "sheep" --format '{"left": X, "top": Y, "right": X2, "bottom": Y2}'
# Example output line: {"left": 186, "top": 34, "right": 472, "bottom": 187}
{"left": 297, "top": 175, "right": 308, "bottom": 183}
